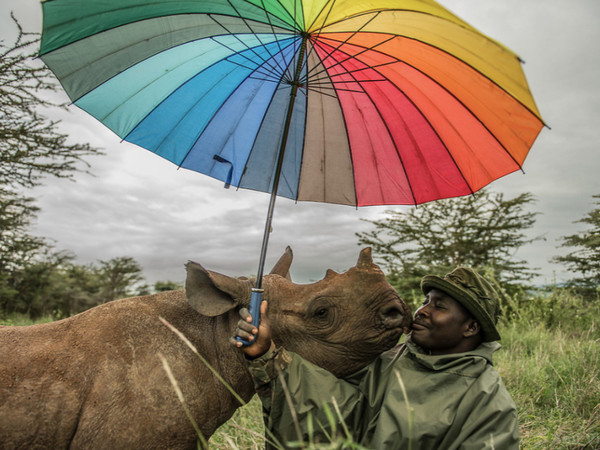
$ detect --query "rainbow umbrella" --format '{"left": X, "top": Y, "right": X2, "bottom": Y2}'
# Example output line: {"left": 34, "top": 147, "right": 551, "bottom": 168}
{"left": 39, "top": 0, "right": 544, "bottom": 338}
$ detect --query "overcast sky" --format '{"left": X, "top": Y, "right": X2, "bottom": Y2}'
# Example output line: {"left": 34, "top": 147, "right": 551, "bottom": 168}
{"left": 1, "top": 0, "right": 599, "bottom": 287}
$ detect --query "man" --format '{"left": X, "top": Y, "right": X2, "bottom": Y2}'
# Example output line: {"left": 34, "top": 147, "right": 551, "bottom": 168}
{"left": 232, "top": 267, "right": 519, "bottom": 449}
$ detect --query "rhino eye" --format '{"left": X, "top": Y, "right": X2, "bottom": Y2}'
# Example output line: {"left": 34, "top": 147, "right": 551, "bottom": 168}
{"left": 315, "top": 308, "right": 329, "bottom": 318}
{"left": 307, "top": 298, "right": 336, "bottom": 326}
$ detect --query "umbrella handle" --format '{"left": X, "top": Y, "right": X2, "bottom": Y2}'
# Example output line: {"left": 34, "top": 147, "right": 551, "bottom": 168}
{"left": 236, "top": 289, "right": 263, "bottom": 347}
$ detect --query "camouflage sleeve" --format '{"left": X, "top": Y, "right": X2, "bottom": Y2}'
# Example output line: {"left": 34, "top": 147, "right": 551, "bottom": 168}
{"left": 247, "top": 342, "right": 293, "bottom": 401}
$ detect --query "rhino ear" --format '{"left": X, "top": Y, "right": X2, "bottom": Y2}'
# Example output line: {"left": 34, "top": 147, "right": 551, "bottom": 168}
{"left": 185, "top": 261, "right": 251, "bottom": 316}
{"left": 269, "top": 246, "right": 293, "bottom": 280}
{"left": 356, "top": 247, "right": 374, "bottom": 268}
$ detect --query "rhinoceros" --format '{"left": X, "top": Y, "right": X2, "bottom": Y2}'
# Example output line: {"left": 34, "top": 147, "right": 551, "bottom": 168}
{"left": 0, "top": 247, "right": 411, "bottom": 449}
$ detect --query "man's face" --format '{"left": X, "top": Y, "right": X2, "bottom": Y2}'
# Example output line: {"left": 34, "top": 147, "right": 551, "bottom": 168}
{"left": 410, "top": 288, "right": 475, "bottom": 355}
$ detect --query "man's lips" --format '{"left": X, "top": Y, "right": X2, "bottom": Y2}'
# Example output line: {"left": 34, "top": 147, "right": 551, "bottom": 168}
{"left": 411, "top": 321, "right": 429, "bottom": 330}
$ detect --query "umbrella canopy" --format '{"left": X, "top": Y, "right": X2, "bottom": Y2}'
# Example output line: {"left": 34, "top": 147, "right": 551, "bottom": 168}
{"left": 39, "top": 0, "right": 544, "bottom": 208}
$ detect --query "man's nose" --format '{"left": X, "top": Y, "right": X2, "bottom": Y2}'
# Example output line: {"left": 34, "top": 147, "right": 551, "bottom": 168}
{"left": 415, "top": 304, "right": 430, "bottom": 318}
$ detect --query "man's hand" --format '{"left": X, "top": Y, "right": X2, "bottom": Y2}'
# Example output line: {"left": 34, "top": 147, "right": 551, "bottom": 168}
{"left": 230, "top": 301, "right": 272, "bottom": 359}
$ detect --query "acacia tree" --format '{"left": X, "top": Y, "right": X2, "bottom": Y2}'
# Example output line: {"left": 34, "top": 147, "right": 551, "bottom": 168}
{"left": 0, "top": 15, "right": 100, "bottom": 189}
{"left": 0, "top": 16, "right": 101, "bottom": 313}
{"left": 357, "top": 190, "right": 541, "bottom": 297}
{"left": 553, "top": 194, "right": 600, "bottom": 294}
{"left": 97, "top": 257, "right": 146, "bottom": 304}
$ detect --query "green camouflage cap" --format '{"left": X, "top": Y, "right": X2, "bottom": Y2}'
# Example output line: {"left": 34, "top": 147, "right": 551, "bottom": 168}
{"left": 421, "top": 267, "right": 501, "bottom": 342}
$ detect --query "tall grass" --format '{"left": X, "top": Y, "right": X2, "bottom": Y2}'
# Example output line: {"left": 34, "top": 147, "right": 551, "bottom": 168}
{"left": 0, "top": 312, "right": 54, "bottom": 326}
{"left": 495, "top": 288, "right": 600, "bottom": 449}
{"left": 498, "top": 322, "right": 599, "bottom": 448}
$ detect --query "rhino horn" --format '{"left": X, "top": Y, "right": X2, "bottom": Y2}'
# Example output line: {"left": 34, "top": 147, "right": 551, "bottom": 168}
{"left": 324, "top": 268, "right": 339, "bottom": 280}
{"left": 356, "top": 247, "right": 374, "bottom": 268}
{"left": 185, "top": 261, "right": 251, "bottom": 316}
{"left": 269, "top": 246, "right": 293, "bottom": 280}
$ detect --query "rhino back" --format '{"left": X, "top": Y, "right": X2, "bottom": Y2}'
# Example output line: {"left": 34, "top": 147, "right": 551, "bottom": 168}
{"left": 0, "top": 290, "right": 254, "bottom": 449}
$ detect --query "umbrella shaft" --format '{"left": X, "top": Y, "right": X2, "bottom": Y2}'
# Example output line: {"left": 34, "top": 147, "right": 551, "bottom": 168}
{"left": 255, "top": 34, "right": 308, "bottom": 289}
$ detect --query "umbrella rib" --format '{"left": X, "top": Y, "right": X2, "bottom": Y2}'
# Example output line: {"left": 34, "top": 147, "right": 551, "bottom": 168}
{"left": 304, "top": 33, "right": 395, "bottom": 85}
{"left": 224, "top": 0, "right": 290, "bottom": 76}
{"left": 307, "top": 74, "right": 389, "bottom": 86}
{"left": 321, "top": 41, "right": 477, "bottom": 199}
{"left": 259, "top": 0, "right": 297, "bottom": 70}
{"left": 221, "top": 51, "right": 287, "bottom": 82}
{"left": 309, "top": 79, "right": 389, "bottom": 89}
{"left": 319, "top": 43, "right": 433, "bottom": 205}
{"left": 308, "top": 62, "right": 397, "bottom": 86}
{"left": 318, "top": 34, "right": 534, "bottom": 173}
{"left": 208, "top": 13, "right": 284, "bottom": 80}
{"left": 305, "top": 11, "right": 383, "bottom": 82}
{"left": 247, "top": 74, "right": 286, "bottom": 83}
{"left": 303, "top": 0, "right": 340, "bottom": 67}
{"left": 306, "top": 0, "right": 338, "bottom": 34}
{"left": 307, "top": 7, "right": 544, "bottom": 125}
{"left": 206, "top": 34, "right": 282, "bottom": 83}
{"left": 269, "top": 0, "right": 304, "bottom": 31}
{"left": 304, "top": 85, "right": 339, "bottom": 99}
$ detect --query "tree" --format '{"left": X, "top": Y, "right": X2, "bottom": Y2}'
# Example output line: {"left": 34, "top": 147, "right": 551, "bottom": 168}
{"left": 357, "top": 190, "right": 541, "bottom": 298}
{"left": 1, "top": 254, "right": 148, "bottom": 319}
{"left": 0, "top": 15, "right": 101, "bottom": 314}
{"left": 0, "top": 15, "right": 101, "bottom": 189}
{"left": 97, "top": 257, "right": 146, "bottom": 303}
{"left": 154, "top": 280, "right": 184, "bottom": 292}
{"left": 553, "top": 194, "right": 600, "bottom": 294}
{"left": 0, "top": 188, "right": 50, "bottom": 309}
{"left": 0, "top": 188, "right": 47, "bottom": 272}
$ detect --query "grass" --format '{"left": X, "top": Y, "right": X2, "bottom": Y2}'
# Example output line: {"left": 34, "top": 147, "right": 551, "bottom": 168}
{"left": 0, "top": 312, "right": 54, "bottom": 326}
{"left": 497, "top": 321, "right": 599, "bottom": 448}
{"left": 3, "top": 290, "right": 599, "bottom": 449}
{"left": 207, "top": 397, "right": 265, "bottom": 449}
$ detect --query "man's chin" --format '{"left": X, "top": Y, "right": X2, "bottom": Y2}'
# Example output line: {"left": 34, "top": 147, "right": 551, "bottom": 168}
{"left": 407, "top": 331, "right": 426, "bottom": 348}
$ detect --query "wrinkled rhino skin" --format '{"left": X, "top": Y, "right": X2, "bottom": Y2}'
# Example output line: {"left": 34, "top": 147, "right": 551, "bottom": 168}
{"left": 0, "top": 247, "right": 411, "bottom": 449}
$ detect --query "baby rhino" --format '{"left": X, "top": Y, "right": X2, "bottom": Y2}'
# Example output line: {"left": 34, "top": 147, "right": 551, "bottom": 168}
{"left": 0, "top": 247, "right": 411, "bottom": 449}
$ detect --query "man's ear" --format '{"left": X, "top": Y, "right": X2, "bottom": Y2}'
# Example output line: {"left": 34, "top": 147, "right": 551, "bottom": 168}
{"left": 464, "top": 319, "right": 481, "bottom": 338}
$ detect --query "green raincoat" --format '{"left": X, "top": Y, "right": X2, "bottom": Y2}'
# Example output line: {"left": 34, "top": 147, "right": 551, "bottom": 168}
{"left": 249, "top": 339, "right": 518, "bottom": 449}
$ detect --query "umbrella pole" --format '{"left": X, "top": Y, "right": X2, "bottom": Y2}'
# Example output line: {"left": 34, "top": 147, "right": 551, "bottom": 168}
{"left": 256, "top": 33, "right": 308, "bottom": 290}
{"left": 238, "top": 34, "right": 308, "bottom": 345}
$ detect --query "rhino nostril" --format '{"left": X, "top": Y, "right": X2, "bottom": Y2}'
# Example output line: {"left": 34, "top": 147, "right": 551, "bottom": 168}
{"left": 379, "top": 303, "right": 407, "bottom": 328}
{"left": 382, "top": 305, "right": 402, "bottom": 319}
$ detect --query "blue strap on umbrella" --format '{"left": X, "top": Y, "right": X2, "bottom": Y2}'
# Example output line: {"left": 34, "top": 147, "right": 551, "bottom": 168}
{"left": 213, "top": 154, "right": 233, "bottom": 189}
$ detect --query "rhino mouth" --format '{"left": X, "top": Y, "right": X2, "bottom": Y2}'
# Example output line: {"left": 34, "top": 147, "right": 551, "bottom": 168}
{"left": 379, "top": 301, "right": 412, "bottom": 333}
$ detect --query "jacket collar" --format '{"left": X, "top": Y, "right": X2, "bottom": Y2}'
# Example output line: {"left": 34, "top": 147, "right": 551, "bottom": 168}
{"left": 402, "top": 339, "right": 500, "bottom": 374}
